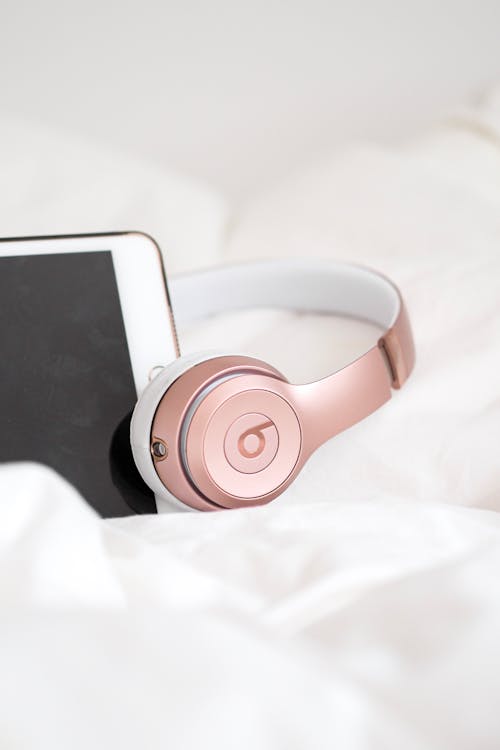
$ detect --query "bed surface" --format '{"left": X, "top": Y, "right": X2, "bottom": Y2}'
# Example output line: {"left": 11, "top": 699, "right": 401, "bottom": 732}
{"left": 1, "top": 89, "right": 499, "bottom": 748}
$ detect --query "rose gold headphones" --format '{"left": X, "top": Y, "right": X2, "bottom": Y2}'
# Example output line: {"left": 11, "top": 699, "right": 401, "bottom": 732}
{"left": 131, "top": 260, "right": 415, "bottom": 512}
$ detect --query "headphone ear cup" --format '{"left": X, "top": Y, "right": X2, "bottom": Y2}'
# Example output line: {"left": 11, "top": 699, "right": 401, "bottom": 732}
{"left": 131, "top": 351, "right": 229, "bottom": 512}
{"left": 131, "top": 352, "right": 288, "bottom": 512}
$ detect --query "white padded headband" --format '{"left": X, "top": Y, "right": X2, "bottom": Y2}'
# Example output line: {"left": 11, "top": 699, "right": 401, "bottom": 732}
{"left": 169, "top": 259, "right": 401, "bottom": 331}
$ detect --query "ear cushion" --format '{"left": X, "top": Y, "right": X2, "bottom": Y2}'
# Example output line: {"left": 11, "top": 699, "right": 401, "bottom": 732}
{"left": 130, "top": 351, "right": 229, "bottom": 513}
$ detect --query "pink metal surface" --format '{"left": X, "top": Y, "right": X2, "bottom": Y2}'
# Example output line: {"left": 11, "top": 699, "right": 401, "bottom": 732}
{"left": 186, "top": 383, "right": 302, "bottom": 507}
{"left": 183, "top": 345, "right": 395, "bottom": 508}
{"left": 380, "top": 298, "right": 415, "bottom": 388}
{"left": 294, "top": 345, "right": 393, "bottom": 456}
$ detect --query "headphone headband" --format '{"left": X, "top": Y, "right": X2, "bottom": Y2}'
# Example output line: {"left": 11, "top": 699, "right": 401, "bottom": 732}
{"left": 170, "top": 259, "right": 415, "bottom": 388}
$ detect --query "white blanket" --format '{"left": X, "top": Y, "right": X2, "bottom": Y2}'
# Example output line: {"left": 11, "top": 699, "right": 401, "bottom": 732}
{"left": 1, "top": 91, "right": 500, "bottom": 748}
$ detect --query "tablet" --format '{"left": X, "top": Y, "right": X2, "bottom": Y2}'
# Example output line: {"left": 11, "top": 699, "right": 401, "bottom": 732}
{"left": 0, "top": 232, "right": 178, "bottom": 516}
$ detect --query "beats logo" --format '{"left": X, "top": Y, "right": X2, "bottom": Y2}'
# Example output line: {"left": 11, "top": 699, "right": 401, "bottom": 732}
{"left": 224, "top": 413, "right": 279, "bottom": 473}
{"left": 238, "top": 419, "right": 273, "bottom": 458}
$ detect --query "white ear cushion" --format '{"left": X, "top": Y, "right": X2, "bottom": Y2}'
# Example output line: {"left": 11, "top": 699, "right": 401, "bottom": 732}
{"left": 130, "top": 350, "right": 229, "bottom": 513}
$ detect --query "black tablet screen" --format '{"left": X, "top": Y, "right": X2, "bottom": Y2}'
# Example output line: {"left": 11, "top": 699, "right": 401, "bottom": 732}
{"left": 0, "top": 250, "right": 156, "bottom": 517}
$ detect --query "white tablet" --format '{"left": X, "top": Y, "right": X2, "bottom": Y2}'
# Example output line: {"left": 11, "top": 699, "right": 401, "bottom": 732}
{"left": 0, "top": 232, "right": 178, "bottom": 516}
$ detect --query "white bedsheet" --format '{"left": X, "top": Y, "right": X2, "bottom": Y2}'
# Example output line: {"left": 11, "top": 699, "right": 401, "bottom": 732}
{"left": 1, "top": 91, "right": 500, "bottom": 748}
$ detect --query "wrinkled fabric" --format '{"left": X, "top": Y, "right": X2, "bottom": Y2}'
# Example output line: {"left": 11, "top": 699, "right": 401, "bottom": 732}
{"left": 1, "top": 464, "right": 500, "bottom": 749}
{"left": 1, "top": 89, "right": 500, "bottom": 749}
